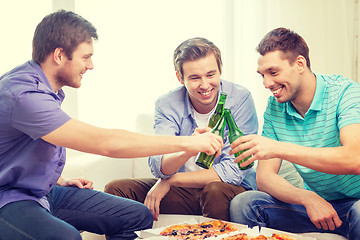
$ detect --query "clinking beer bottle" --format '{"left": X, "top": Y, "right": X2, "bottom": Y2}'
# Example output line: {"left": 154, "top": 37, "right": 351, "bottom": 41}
{"left": 195, "top": 113, "right": 226, "bottom": 169}
{"left": 208, "top": 92, "right": 227, "bottom": 128}
{"left": 224, "top": 108, "right": 254, "bottom": 170}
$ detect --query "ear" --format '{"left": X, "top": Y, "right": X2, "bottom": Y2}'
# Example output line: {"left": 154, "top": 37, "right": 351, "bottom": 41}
{"left": 296, "top": 55, "right": 307, "bottom": 73}
{"left": 176, "top": 72, "right": 184, "bottom": 85}
{"left": 53, "top": 48, "right": 65, "bottom": 65}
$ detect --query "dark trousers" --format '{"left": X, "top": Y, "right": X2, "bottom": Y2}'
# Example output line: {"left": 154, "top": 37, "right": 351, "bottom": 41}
{"left": 0, "top": 186, "right": 153, "bottom": 240}
{"left": 104, "top": 178, "right": 246, "bottom": 221}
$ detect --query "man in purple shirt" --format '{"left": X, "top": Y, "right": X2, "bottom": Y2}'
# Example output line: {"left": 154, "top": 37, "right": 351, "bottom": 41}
{"left": 0, "top": 10, "right": 223, "bottom": 240}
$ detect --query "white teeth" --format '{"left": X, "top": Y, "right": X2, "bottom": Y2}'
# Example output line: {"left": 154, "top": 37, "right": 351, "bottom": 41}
{"left": 272, "top": 88, "right": 281, "bottom": 94}
{"left": 200, "top": 91, "right": 211, "bottom": 96}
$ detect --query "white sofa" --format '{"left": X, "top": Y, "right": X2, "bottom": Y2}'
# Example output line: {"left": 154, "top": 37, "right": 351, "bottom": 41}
{"left": 62, "top": 114, "right": 347, "bottom": 240}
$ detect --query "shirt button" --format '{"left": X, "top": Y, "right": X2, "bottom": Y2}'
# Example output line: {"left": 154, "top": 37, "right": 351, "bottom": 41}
{"left": 58, "top": 162, "right": 63, "bottom": 166}
{"left": 49, "top": 184, "right": 53, "bottom": 188}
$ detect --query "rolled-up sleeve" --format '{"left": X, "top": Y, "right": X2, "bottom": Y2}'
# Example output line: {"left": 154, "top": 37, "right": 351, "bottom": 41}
{"left": 148, "top": 99, "right": 181, "bottom": 179}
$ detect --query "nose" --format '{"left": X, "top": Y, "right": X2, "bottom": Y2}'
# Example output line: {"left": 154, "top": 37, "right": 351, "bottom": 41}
{"left": 263, "top": 76, "right": 274, "bottom": 89}
{"left": 199, "top": 77, "right": 210, "bottom": 89}
{"left": 87, "top": 59, "right": 94, "bottom": 70}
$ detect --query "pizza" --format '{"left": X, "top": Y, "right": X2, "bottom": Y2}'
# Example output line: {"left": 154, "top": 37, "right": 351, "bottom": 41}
{"left": 271, "top": 233, "right": 299, "bottom": 240}
{"left": 159, "top": 220, "right": 299, "bottom": 240}
{"left": 221, "top": 233, "right": 267, "bottom": 239}
{"left": 221, "top": 232, "right": 298, "bottom": 240}
{"left": 159, "top": 220, "right": 238, "bottom": 239}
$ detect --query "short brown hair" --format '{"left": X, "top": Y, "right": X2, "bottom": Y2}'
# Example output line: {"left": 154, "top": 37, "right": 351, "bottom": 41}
{"left": 32, "top": 10, "right": 98, "bottom": 64}
{"left": 173, "top": 37, "right": 222, "bottom": 80}
{"left": 256, "top": 28, "right": 311, "bottom": 69}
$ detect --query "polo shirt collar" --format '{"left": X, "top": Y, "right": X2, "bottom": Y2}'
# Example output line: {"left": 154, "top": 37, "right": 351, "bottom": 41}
{"left": 309, "top": 73, "right": 325, "bottom": 111}
{"left": 285, "top": 73, "right": 323, "bottom": 118}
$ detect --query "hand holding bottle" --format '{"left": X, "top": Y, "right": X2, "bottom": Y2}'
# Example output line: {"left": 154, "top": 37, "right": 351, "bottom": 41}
{"left": 195, "top": 113, "right": 226, "bottom": 169}
{"left": 224, "top": 109, "right": 254, "bottom": 170}
{"left": 188, "top": 131, "right": 223, "bottom": 158}
{"left": 229, "top": 134, "right": 280, "bottom": 167}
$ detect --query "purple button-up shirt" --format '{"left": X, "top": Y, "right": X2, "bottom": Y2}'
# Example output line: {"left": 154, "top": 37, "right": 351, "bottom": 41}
{"left": 0, "top": 60, "right": 71, "bottom": 210}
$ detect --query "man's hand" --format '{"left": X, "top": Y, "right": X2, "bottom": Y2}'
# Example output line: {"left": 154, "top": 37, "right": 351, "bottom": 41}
{"left": 192, "top": 127, "right": 212, "bottom": 136}
{"left": 57, "top": 176, "right": 94, "bottom": 189}
{"left": 230, "top": 134, "right": 279, "bottom": 167}
{"left": 190, "top": 127, "right": 223, "bottom": 157}
{"left": 144, "top": 179, "right": 170, "bottom": 221}
{"left": 302, "top": 191, "right": 342, "bottom": 230}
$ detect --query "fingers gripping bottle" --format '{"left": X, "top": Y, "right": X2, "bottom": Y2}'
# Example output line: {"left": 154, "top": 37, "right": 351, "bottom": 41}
{"left": 195, "top": 113, "right": 226, "bottom": 169}
{"left": 195, "top": 92, "right": 227, "bottom": 169}
{"left": 224, "top": 108, "right": 254, "bottom": 170}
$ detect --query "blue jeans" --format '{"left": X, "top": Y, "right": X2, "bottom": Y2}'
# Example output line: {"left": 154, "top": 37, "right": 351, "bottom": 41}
{"left": 0, "top": 186, "right": 153, "bottom": 240}
{"left": 229, "top": 191, "right": 360, "bottom": 239}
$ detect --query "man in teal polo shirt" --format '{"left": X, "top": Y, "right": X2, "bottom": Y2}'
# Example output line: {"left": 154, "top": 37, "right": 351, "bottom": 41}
{"left": 229, "top": 27, "right": 360, "bottom": 239}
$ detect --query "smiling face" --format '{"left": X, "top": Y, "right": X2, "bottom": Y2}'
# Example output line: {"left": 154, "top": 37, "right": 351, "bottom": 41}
{"left": 177, "top": 53, "right": 221, "bottom": 114}
{"left": 257, "top": 50, "right": 304, "bottom": 104}
{"left": 56, "top": 40, "right": 94, "bottom": 89}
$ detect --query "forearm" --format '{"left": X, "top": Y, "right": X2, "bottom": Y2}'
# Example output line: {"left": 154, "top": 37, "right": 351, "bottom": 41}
{"left": 165, "top": 168, "right": 221, "bottom": 188}
{"left": 160, "top": 152, "right": 195, "bottom": 175}
{"left": 257, "top": 166, "right": 312, "bottom": 206}
{"left": 98, "top": 129, "right": 195, "bottom": 158}
{"left": 43, "top": 119, "right": 206, "bottom": 158}
{"left": 277, "top": 141, "right": 360, "bottom": 175}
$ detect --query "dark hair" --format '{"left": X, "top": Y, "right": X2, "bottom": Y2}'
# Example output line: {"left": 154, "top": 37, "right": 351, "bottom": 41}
{"left": 173, "top": 37, "right": 222, "bottom": 80}
{"left": 256, "top": 27, "right": 311, "bottom": 69}
{"left": 32, "top": 10, "right": 98, "bottom": 64}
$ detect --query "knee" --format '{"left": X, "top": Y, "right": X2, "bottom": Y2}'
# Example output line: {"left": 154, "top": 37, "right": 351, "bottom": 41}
{"left": 229, "top": 191, "right": 269, "bottom": 223}
{"left": 104, "top": 179, "right": 130, "bottom": 197}
{"left": 350, "top": 200, "right": 360, "bottom": 222}
{"left": 138, "top": 206, "right": 154, "bottom": 229}
{"left": 229, "top": 191, "right": 257, "bottom": 213}
{"left": 202, "top": 182, "right": 225, "bottom": 197}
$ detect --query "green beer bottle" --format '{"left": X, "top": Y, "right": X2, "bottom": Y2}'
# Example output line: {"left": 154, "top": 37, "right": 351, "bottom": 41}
{"left": 195, "top": 113, "right": 226, "bottom": 169}
{"left": 208, "top": 92, "right": 227, "bottom": 128}
{"left": 224, "top": 108, "right": 254, "bottom": 170}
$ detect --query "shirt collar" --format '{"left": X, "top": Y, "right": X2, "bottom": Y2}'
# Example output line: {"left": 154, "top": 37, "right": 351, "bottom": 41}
{"left": 28, "top": 60, "right": 65, "bottom": 101}
{"left": 185, "top": 80, "right": 224, "bottom": 119}
{"left": 309, "top": 73, "right": 325, "bottom": 111}
{"left": 285, "top": 73, "right": 324, "bottom": 118}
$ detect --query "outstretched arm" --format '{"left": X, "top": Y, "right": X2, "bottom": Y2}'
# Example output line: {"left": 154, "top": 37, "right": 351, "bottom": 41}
{"left": 42, "top": 118, "right": 223, "bottom": 159}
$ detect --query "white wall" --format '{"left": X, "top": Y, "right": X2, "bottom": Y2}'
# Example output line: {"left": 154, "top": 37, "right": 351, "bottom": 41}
{"left": 0, "top": 1, "right": 52, "bottom": 75}
{"left": 1, "top": 0, "right": 359, "bottom": 137}
{"left": 73, "top": 0, "right": 224, "bottom": 131}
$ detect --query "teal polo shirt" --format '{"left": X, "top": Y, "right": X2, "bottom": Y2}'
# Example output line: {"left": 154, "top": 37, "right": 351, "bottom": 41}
{"left": 262, "top": 73, "right": 360, "bottom": 201}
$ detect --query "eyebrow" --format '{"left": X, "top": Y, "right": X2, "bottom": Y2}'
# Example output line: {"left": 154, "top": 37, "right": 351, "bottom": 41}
{"left": 188, "top": 70, "right": 217, "bottom": 79}
{"left": 257, "top": 67, "right": 276, "bottom": 74}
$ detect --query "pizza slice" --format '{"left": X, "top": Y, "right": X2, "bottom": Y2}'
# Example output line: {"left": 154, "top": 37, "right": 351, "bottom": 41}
{"left": 160, "top": 220, "right": 239, "bottom": 239}
{"left": 271, "top": 233, "right": 298, "bottom": 240}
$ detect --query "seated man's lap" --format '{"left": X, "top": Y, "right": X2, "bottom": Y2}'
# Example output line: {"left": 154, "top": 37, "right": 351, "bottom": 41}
{"left": 105, "top": 178, "right": 247, "bottom": 221}
{"left": 230, "top": 191, "right": 358, "bottom": 238}
{"left": 50, "top": 185, "right": 153, "bottom": 237}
